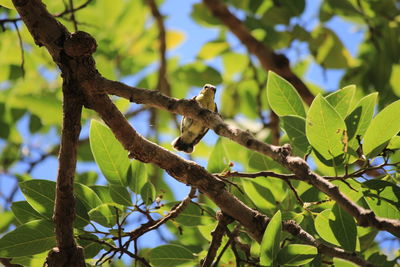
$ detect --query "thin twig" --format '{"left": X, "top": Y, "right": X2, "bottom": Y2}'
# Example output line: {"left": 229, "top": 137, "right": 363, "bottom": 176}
{"left": 12, "top": 21, "right": 24, "bottom": 78}
{"left": 68, "top": 0, "right": 78, "bottom": 31}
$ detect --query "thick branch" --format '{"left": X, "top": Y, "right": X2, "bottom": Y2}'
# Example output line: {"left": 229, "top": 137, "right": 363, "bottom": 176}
{"left": 104, "top": 81, "right": 400, "bottom": 238}
{"left": 53, "top": 88, "right": 83, "bottom": 249}
{"left": 202, "top": 0, "right": 314, "bottom": 105}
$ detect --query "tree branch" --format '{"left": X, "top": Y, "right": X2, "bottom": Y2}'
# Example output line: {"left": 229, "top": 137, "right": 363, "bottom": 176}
{"left": 147, "top": 0, "right": 170, "bottom": 96}
{"left": 103, "top": 81, "right": 400, "bottom": 238}
{"left": 202, "top": 0, "right": 314, "bottom": 105}
{"left": 201, "top": 212, "right": 234, "bottom": 267}
{"left": 122, "top": 187, "right": 196, "bottom": 241}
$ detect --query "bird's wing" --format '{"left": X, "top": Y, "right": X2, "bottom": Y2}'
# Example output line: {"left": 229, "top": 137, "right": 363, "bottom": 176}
{"left": 180, "top": 95, "right": 198, "bottom": 132}
{"left": 191, "top": 128, "right": 209, "bottom": 147}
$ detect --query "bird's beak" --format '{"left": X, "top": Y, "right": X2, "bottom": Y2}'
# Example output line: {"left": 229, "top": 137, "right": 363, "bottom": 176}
{"left": 211, "top": 86, "right": 216, "bottom": 93}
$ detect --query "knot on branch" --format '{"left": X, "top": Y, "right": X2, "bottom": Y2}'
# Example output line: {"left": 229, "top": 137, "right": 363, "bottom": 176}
{"left": 286, "top": 156, "right": 309, "bottom": 177}
{"left": 64, "top": 31, "right": 97, "bottom": 57}
{"left": 216, "top": 210, "right": 234, "bottom": 224}
{"left": 45, "top": 246, "right": 86, "bottom": 267}
{"left": 279, "top": 143, "right": 292, "bottom": 158}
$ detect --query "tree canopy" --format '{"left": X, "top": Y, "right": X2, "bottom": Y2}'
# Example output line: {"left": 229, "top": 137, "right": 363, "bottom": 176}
{"left": 0, "top": 0, "right": 399, "bottom": 266}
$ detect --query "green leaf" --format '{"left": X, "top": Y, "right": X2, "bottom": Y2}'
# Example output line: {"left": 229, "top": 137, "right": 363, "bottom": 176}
{"left": 333, "top": 258, "right": 359, "bottom": 267}
{"left": 0, "top": 219, "right": 55, "bottom": 257}
{"left": 326, "top": 85, "right": 356, "bottom": 118}
{"left": 11, "top": 201, "right": 45, "bottom": 225}
{"left": 260, "top": 210, "right": 282, "bottom": 266}
{"left": 127, "top": 160, "right": 147, "bottom": 194}
{"left": 306, "top": 94, "right": 347, "bottom": 160}
{"left": 222, "top": 52, "right": 248, "bottom": 79}
{"left": 175, "top": 63, "right": 222, "bottom": 86}
{"left": 164, "top": 202, "right": 214, "bottom": 227}
{"left": 74, "top": 183, "right": 103, "bottom": 210}
{"left": 91, "top": 185, "right": 114, "bottom": 203}
{"left": 190, "top": 3, "right": 220, "bottom": 27}
{"left": 75, "top": 171, "right": 98, "bottom": 185}
{"left": 362, "top": 99, "right": 400, "bottom": 157}
{"left": 198, "top": 41, "right": 229, "bottom": 60}
{"left": 0, "top": 211, "right": 14, "bottom": 233}
{"left": 242, "top": 179, "right": 276, "bottom": 214}
{"left": 19, "top": 179, "right": 90, "bottom": 227}
{"left": 362, "top": 180, "right": 400, "bottom": 220}
{"left": 8, "top": 95, "right": 62, "bottom": 125}
{"left": 19, "top": 180, "right": 55, "bottom": 218}
{"left": 207, "top": 138, "right": 230, "bottom": 173}
{"left": 345, "top": 93, "right": 377, "bottom": 141}
{"left": 88, "top": 204, "right": 118, "bottom": 227}
{"left": 77, "top": 233, "right": 104, "bottom": 258}
{"left": 141, "top": 182, "right": 156, "bottom": 205}
{"left": 267, "top": 71, "right": 306, "bottom": 118}
{"left": 277, "top": 244, "right": 317, "bottom": 266}
{"left": 0, "top": 0, "right": 16, "bottom": 9}
{"left": 310, "top": 27, "right": 354, "bottom": 69}
{"left": 149, "top": 244, "right": 194, "bottom": 267}
{"left": 10, "top": 251, "right": 48, "bottom": 267}
{"left": 110, "top": 185, "right": 133, "bottom": 206}
{"left": 281, "top": 115, "right": 310, "bottom": 156}
{"left": 314, "top": 205, "right": 358, "bottom": 251}
{"left": 89, "top": 120, "right": 130, "bottom": 185}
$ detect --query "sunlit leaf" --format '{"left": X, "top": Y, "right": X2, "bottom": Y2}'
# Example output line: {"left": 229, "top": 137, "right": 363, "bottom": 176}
{"left": 267, "top": 71, "right": 306, "bottom": 118}
{"left": 127, "top": 160, "right": 147, "bottom": 194}
{"left": 19, "top": 179, "right": 89, "bottom": 227}
{"left": 314, "top": 205, "right": 358, "bottom": 251}
{"left": 166, "top": 30, "right": 186, "bottom": 50}
{"left": 362, "top": 180, "right": 400, "bottom": 220}
{"left": 11, "top": 201, "right": 45, "bottom": 225}
{"left": 260, "top": 210, "right": 281, "bottom": 266}
{"left": 345, "top": 92, "right": 377, "bottom": 142}
{"left": 198, "top": 41, "right": 229, "bottom": 60}
{"left": 0, "top": 219, "right": 55, "bottom": 257}
{"left": 207, "top": 138, "right": 230, "bottom": 173}
{"left": 281, "top": 115, "right": 310, "bottom": 156}
{"left": 277, "top": 244, "right": 317, "bottom": 266}
{"left": 149, "top": 244, "right": 194, "bottom": 267}
{"left": 326, "top": 85, "right": 356, "bottom": 118}
{"left": 89, "top": 120, "right": 130, "bottom": 185}
{"left": 362, "top": 99, "right": 400, "bottom": 157}
{"left": 222, "top": 52, "right": 248, "bottom": 79}
{"left": 74, "top": 183, "right": 103, "bottom": 210}
{"left": 109, "top": 185, "right": 133, "bottom": 206}
{"left": 141, "top": 182, "right": 156, "bottom": 205}
{"left": 306, "top": 94, "right": 347, "bottom": 160}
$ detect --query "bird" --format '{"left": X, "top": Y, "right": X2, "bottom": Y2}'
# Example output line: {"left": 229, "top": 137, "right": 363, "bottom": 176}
{"left": 171, "top": 84, "right": 217, "bottom": 153}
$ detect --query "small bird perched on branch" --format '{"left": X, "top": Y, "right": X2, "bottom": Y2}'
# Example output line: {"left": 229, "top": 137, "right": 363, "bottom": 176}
{"left": 172, "top": 84, "right": 217, "bottom": 153}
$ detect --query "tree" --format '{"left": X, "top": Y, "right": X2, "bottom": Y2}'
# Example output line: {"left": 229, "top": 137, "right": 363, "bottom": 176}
{"left": 0, "top": 0, "right": 399, "bottom": 266}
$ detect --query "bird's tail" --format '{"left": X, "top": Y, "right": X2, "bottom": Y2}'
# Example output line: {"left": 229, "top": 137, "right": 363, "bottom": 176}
{"left": 171, "top": 137, "right": 194, "bottom": 153}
